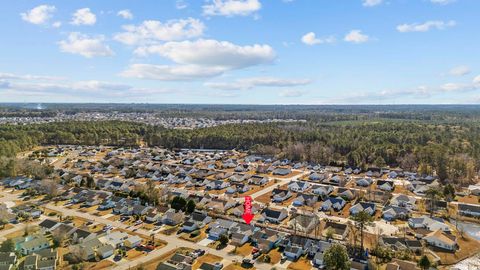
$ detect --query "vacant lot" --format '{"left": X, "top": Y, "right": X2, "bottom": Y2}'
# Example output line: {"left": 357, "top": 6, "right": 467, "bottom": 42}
{"left": 192, "top": 253, "right": 223, "bottom": 270}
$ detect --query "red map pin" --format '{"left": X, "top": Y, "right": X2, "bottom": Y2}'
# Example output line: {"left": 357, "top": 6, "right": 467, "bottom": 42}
{"left": 242, "top": 196, "right": 254, "bottom": 225}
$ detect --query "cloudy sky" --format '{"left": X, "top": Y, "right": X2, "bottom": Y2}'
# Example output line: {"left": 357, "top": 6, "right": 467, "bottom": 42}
{"left": 1, "top": 0, "right": 479, "bottom": 104}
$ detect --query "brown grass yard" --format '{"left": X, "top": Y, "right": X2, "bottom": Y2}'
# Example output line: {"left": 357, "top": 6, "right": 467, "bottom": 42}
{"left": 125, "top": 248, "right": 146, "bottom": 261}
{"left": 266, "top": 248, "right": 282, "bottom": 264}
{"left": 457, "top": 195, "right": 480, "bottom": 205}
{"left": 143, "top": 247, "right": 193, "bottom": 270}
{"left": 179, "top": 227, "right": 208, "bottom": 243}
{"left": 224, "top": 263, "right": 256, "bottom": 270}
{"left": 86, "top": 260, "right": 115, "bottom": 270}
{"left": 192, "top": 253, "right": 223, "bottom": 270}
{"left": 234, "top": 243, "right": 254, "bottom": 256}
{"left": 255, "top": 192, "right": 272, "bottom": 204}
{"left": 287, "top": 256, "right": 312, "bottom": 270}
{"left": 434, "top": 234, "right": 480, "bottom": 265}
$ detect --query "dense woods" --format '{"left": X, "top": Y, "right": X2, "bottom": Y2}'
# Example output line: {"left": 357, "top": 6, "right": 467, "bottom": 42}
{"left": 1, "top": 115, "right": 479, "bottom": 184}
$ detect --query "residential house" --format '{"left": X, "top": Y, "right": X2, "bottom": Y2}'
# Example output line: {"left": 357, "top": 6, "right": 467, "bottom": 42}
{"left": 356, "top": 178, "right": 372, "bottom": 187}
{"left": 162, "top": 209, "right": 185, "bottom": 226}
{"left": 467, "top": 184, "right": 480, "bottom": 196}
{"left": 225, "top": 183, "right": 250, "bottom": 194}
{"left": 382, "top": 206, "right": 410, "bottom": 221}
{"left": 230, "top": 223, "right": 255, "bottom": 246}
{"left": 323, "top": 221, "right": 349, "bottom": 240}
{"left": 380, "top": 237, "right": 422, "bottom": 253}
{"left": 205, "top": 198, "right": 237, "bottom": 212}
{"left": 312, "top": 241, "right": 333, "bottom": 268}
{"left": 182, "top": 211, "right": 212, "bottom": 232}
{"left": 125, "top": 235, "right": 142, "bottom": 248}
{"left": 311, "top": 185, "right": 333, "bottom": 197}
{"left": 337, "top": 188, "right": 355, "bottom": 201}
{"left": 231, "top": 203, "right": 261, "bottom": 218}
{"left": 248, "top": 175, "right": 268, "bottom": 186}
{"left": 96, "top": 244, "right": 115, "bottom": 259}
{"left": 385, "top": 259, "right": 420, "bottom": 270}
{"left": 271, "top": 188, "right": 292, "bottom": 203}
{"left": 208, "top": 219, "right": 238, "bottom": 240}
{"left": 408, "top": 216, "right": 450, "bottom": 232}
{"left": 424, "top": 230, "right": 457, "bottom": 251}
{"left": 206, "top": 180, "right": 230, "bottom": 190}
{"left": 377, "top": 180, "right": 395, "bottom": 192}
{"left": 23, "top": 249, "right": 58, "bottom": 270}
{"left": 292, "top": 193, "right": 318, "bottom": 207}
{"left": 0, "top": 252, "right": 16, "bottom": 270}
{"left": 288, "top": 181, "right": 310, "bottom": 192}
{"left": 18, "top": 235, "right": 50, "bottom": 255}
{"left": 38, "top": 219, "right": 60, "bottom": 233}
{"left": 308, "top": 173, "right": 326, "bottom": 182}
{"left": 350, "top": 202, "right": 376, "bottom": 216}
{"left": 321, "top": 197, "right": 346, "bottom": 212}
{"left": 458, "top": 203, "right": 480, "bottom": 217}
{"left": 390, "top": 194, "right": 416, "bottom": 210}
{"left": 259, "top": 208, "right": 288, "bottom": 224}
{"left": 251, "top": 228, "right": 284, "bottom": 253}
{"left": 272, "top": 168, "right": 291, "bottom": 176}
{"left": 288, "top": 212, "right": 318, "bottom": 233}
{"left": 133, "top": 205, "right": 152, "bottom": 216}
{"left": 279, "top": 236, "right": 316, "bottom": 260}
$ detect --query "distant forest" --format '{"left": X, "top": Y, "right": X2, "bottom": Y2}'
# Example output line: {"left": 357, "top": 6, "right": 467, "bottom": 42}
{"left": 1, "top": 104, "right": 480, "bottom": 185}
{"left": 3, "top": 103, "right": 480, "bottom": 122}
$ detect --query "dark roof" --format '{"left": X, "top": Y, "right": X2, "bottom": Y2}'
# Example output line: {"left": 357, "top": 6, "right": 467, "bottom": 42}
{"left": 458, "top": 203, "right": 480, "bottom": 212}
{"left": 73, "top": 228, "right": 91, "bottom": 239}
{"left": 39, "top": 219, "right": 58, "bottom": 229}
{"left": 263, "top": 208, "right": 284, "bottom": 219}
{"left": 191, "top": 211, "right": 209, "bottom": 222}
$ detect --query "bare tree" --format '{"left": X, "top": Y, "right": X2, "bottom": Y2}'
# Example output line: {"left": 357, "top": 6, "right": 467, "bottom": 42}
{"left": 40, "top": 179, "right": 59, "bottom": 198}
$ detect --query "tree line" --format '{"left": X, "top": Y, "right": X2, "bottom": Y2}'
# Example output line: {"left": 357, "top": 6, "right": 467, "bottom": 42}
{"left": 1, "top": 119, "right": 479, "bottom": 185}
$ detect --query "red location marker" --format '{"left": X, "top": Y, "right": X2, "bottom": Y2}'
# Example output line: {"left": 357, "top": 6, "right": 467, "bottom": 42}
{"left": 242, "top": 196, "right": 254, "bottom": 225}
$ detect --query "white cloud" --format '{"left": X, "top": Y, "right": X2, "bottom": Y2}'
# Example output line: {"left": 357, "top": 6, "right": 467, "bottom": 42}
{"left": 449, "top": 66, "right": 471, "bottom": 76}
{"left": 474, "top": 75, "right": 480, "bottom": 85}
{"left": 344, "top": 30, "right": 369, "bottom": 43}
{"left": 363, "top": 0, "right": 382, "bottom": 7}
{"left": 114, "top": 18, "right": 205, "bottom": 45}
{"left": 59, "top": 33, "right": 114, "bottom": 58}
{"left": 20, "top": 5, "right": 56, "bottom": 25}
{"left": 120, "top": 64, "right": 226, "bottom": 81}
{"left": 440, "top": 82, "right": 468, "bottom": 92}
{"left": 124, "top": 39, "right": 275, "bottom": 81}
{"left": 71, "top": 8, "right": 97, "bottom": 25}
{"left": 117, "top": 9, "right": 133, "bottom": 20}
{"left": 0, "top": 72, "right": 171, "bottom": 97}
{"left": 332, "top": 76, "right": 480, "bottom": 103}
{"left": 52, "top": 21, "right": 62, "bottom": 28}
{"left": 279, "top": 89, "right": 304, "bottom": 97}
{"left": 205, "top": 77, "right": 311, "bottom": 90}
{"left": 176, "top": 0, "right": 188, "bottom": 9}
{"left": 301, "top": 32, "right": 335, "bottom": 46}
{"left": 397, "top": 20, "right": 456, "bottom": 32}
{"left": 134, "top": 39, "right": 276, "bottom": 70}
{"left": 430, "top": 0, "right": 456, "bottom": 5}
{"left": 0, "top": 72, "right": 63, "bottom": 81}
{"left": 203, "top": 0, "right": 261, "bottom": 17}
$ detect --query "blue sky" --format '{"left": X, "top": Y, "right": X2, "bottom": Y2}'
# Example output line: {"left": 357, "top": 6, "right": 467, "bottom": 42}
{"left": 0, "top": 0, "right": 479, "bottom": 104}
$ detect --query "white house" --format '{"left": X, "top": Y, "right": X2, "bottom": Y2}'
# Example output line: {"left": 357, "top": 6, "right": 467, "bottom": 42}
{"left": 408, "top": 216, "right": 450, "bottom": 231}
{"left": 424, "top": 230, "right": 457, "bottom": 251}
{"left": 288, "top": 181, "right": 310, "bottom": 192}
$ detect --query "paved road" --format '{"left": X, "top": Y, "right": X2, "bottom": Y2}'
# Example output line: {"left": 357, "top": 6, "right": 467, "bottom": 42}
{"left": 250, "top": 171, "right": 309, "bottom": 200}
